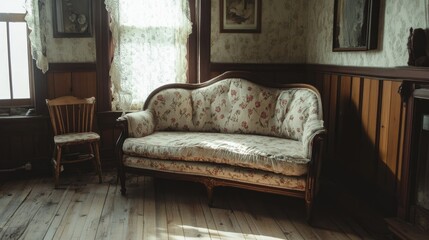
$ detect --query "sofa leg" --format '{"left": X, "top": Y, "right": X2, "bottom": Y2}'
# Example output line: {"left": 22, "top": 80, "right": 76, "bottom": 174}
{"left": 120, "top": 186, "right": 127, "bottom": 195}
{"left": 119, "top": 169, "right": 126, "bottom": 196}
{"left": 306, "top": 199, "right": 314, "bottom": 224}
{"left": 203, "top": 179, "right": 216, "bottom": 207}
{"left": 206, "top": 185, "right": 214, "bottom": 207}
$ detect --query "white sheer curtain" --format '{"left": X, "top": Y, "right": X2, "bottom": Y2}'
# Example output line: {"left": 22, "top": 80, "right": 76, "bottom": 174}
{"left": 25, "top": 0, "right": 49, "bottom": 73}
{"left": 105, "top": 0, "right": 192, "bottom": 111}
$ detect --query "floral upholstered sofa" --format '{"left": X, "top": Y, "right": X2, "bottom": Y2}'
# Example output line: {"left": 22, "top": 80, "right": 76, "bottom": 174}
{"left": 115, "top": 71, "right": 326, "bottom": 220}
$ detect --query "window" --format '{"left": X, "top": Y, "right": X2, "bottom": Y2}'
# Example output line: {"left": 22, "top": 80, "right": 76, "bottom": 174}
{"left": 0, "top": 1, "right": 33, "bottom": 107}
{"left": 105, "top": 0, "right": 192, "bottom": 111}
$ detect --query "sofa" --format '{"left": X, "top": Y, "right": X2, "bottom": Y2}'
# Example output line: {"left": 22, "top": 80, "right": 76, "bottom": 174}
{"left": 115, "top": 71, "right": 326, "bottom": 221}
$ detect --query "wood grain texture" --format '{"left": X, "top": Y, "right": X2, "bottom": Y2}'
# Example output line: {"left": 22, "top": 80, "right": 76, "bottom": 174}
{"left": 47, "top": 71, "right": 97, "bottom": 100}
{"left": 0, "top": 172, "right": 388, "bottom": 239}
{"left": 313, "top": 73, "right": 405, "bottom": 215}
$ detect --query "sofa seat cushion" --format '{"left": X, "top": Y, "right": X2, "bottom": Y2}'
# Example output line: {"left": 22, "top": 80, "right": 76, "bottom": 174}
{"left": 123, "top": 155, "right": 306, "bottom": 191}
{"left": 123, "top": 131, "right": 309, "bottom": 176}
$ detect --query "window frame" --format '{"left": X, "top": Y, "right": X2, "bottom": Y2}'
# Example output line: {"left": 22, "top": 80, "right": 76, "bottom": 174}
{"left": 0, "top": 12, "right": 35, "bottom": 108}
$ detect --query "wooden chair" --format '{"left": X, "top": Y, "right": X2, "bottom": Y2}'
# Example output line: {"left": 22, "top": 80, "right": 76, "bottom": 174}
{"left": 46, "top": 96, "right": 102, "bottom": 187}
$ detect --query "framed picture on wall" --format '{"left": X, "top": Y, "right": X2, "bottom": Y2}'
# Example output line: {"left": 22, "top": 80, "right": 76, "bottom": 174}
{"left": 220, "top": 0, "right": 261, "bottom": 33}
{"left": 333, "top": 0, "right": 380, "bottom": 51}
{"left": 53, "top": 0, "right": 92, "bottom": 38}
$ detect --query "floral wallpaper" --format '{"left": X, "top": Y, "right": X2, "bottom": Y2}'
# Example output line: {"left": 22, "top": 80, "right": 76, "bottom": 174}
{"left": 211, "top": 0, "right": 308, "bottom": 63}
{"left": 44, "top": 0, "right": 96, "bottom": 63}
{"left": 306, "top": 0, "right": 428, "bottom": 67}
{"left": 40, "top": 0, "right": 427, "bottom": 66}
{"left": 211, "top": 0, "right": 427, "bottom": 67}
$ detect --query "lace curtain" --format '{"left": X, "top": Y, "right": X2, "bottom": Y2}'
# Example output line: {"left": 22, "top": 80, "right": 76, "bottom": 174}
{"left": 105, "top": 0, "right": 192, "bottom": 111}
{"left": 25, "top": 0, "right": 49, "bottom": 73}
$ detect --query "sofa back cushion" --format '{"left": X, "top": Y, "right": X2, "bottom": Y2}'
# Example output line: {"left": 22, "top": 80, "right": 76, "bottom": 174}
{"left": 146, "top": 78, "right": 322, "bottom": 141}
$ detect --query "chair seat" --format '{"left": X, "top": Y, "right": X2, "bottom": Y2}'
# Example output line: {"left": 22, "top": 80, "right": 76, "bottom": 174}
{"left": 54, "top": 132, "right": 100, "bottom": 145}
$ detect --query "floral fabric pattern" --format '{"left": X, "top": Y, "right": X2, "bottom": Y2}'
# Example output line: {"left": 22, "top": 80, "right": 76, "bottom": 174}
{"left": 140, "top": 78, "right": 325, "bottom": 158}
{"left": 123, "top": 110, "right": 155, "bottom": 138}
{"left": 123, "top": 132, "right": 309, "bottom": 176}
{"left": 54, "top": 132, "right": 100, "bottom": 144}
{"left": 149, "top": 89, "right": 194, "bottom": 131}
{"left": 123, "top": 155, "right": 306, "bottom": 191}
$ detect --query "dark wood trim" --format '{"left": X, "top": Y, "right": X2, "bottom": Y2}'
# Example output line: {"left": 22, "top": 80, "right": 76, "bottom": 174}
{"left": 307, "top": 64, "right": 429, "bottom": 82}
{"left": 33, "top": 60, "right": 48, "bottom": 115}
{"left": 48, "top": 63, "right": 97, "bottom": 72}
{"left": 94, "top": 0, "right": 111, "bottom": 112}
{"left": 187, "top": 0, "right": 197, "bottom": 83}
{"left": 198, "top": 0, "right": 211, "bottom": 82}
{"left": 398, "top": 83, "right": 417, "bottom": 219}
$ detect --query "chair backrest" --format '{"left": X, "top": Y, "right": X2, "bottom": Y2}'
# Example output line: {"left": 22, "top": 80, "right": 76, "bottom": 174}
{"left": 46, "top": 96, "right": 96, "bottom": 136}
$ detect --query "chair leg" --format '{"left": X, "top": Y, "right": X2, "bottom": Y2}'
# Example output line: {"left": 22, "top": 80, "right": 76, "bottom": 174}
{"left": 92, "top": 142, "right": 102, "bottom": 183}
{"left": 54, "top": 145, "right": 62, "bottom": 188}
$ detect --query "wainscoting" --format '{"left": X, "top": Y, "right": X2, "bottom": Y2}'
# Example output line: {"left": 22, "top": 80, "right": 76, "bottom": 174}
{"left": 309, "top": 71, "right": 406, "bottom": 215}
{"left": 2, "top": 62, "right": 429, "bottom": 221}
{"left": 0, "top": 116, "right": 52, "bottom": 172}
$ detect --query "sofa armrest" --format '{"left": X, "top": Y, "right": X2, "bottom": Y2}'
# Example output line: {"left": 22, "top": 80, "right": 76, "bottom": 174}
{"left": 121, "top": 110, "right": 156, "bottom": 138}
{"left": 302, "top": 119, "right": 325, "bottom": 158}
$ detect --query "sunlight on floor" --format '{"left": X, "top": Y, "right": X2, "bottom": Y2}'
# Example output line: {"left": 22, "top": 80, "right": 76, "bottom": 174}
{"left": 180, "top": 225, "right": 286, "bottom": 240}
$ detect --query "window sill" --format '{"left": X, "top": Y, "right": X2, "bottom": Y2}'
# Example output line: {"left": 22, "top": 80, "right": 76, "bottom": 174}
{"left": 0, "top": 107, "right": 35, "bottom": 117}
{"left": 0, "top": 115, "right": 48, "bottom": 121}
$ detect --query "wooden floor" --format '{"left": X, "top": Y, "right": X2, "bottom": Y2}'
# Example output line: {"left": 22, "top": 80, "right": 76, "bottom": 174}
{"left": 0, "top": 170, "right": 393, "bottom": 240}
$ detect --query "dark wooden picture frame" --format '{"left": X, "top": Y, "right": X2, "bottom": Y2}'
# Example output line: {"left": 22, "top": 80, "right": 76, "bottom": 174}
{"left": 220, "top": 0, "right": 261, "bottom": 33}
{"left": 53, "top": 0, "right": 92, "bottom": 38}
{"left": 333, "top": 0, "right": 379, "bottom": 51}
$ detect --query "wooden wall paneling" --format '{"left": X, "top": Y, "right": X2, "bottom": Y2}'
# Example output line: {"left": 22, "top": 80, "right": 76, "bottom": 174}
{"left": 337, "top": 76, "right": 352, "bottom": 170}
{"left": 386, "top": 82, "right": 405, "bottom": 195}
{"left": 378, "top": 81, "right": 393, "bottom": 191}
{"left": 359, "top": 78, "right": 380, "bottom": 184}
{"left": 374, "top": 80, "right": 404, "bottom": 213}
{"left": 349, "top": 77, "right": 363, "bottom": 175}
{"left": 322, "top": 74, "right": 331, "bottom": 125}
{"left": 47, "top": 72, "right": 72, "bottom": 99}
{"left": 327, "top": 75, "right": 338, "bottom": 169}
{"left": 47, "top": 71, "right": 97, "bottom": 99}
{"left": 320, "top": 74, "right": 332, "bottom": 174}
{"left": 311, "top": 72, "right": 325, "bottom": 94}
{"left": 71, "top": 72, "right": 97, "bottom": 98}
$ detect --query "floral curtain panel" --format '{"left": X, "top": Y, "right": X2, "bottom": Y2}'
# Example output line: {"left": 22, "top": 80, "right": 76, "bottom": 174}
{"left": 105, "top": 0, "right": 192, "bottom": 111}
{"left": 25, "top": 0, "right": 49, "bottom": 73}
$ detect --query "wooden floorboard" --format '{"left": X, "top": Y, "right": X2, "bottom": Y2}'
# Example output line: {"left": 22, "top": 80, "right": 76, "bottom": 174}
{"left": 0, "top": 170, "right": 392, "bottom": 240}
